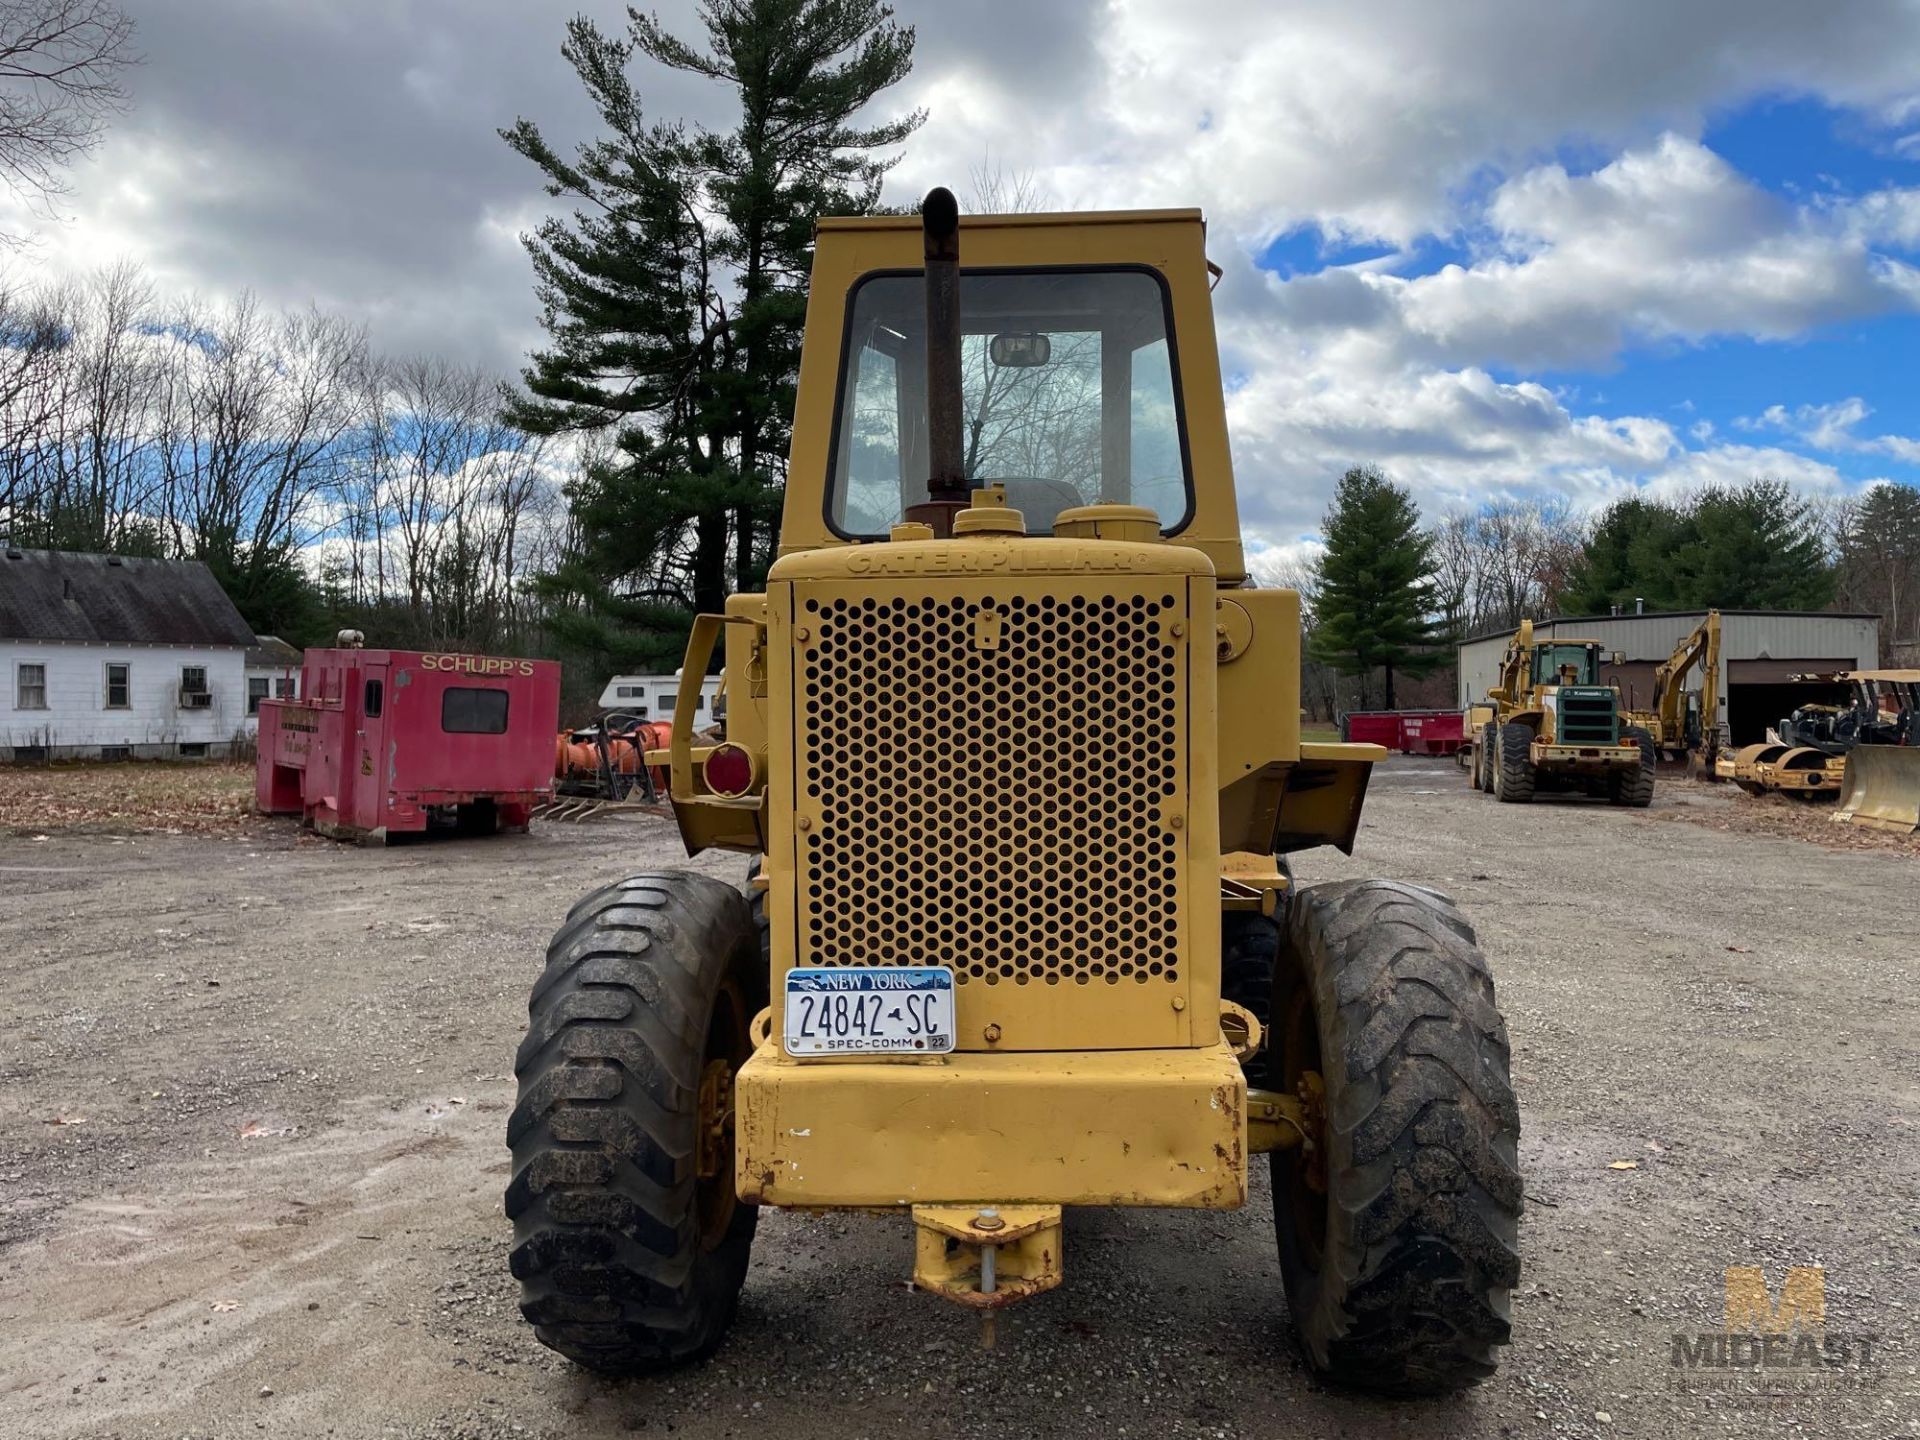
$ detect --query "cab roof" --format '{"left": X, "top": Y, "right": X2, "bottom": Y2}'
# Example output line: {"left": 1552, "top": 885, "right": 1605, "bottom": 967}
{"left": 816, "top": 208, "right": 1205, "bottom": 233}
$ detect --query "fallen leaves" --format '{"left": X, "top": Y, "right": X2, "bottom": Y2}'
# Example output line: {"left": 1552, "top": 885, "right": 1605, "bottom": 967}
{"left": 0, "top": 761, "right": 258, "bottom": 837}
{"left": 239, "top": 1121, "right": 295, "bottom": 1140}
{"left": 1607, "top": 1159, "right": 1640, "bottom": 1170}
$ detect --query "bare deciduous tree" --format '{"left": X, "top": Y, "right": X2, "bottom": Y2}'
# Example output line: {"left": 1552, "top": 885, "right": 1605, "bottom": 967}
{"left": 967, "top": 150, "right": 1052, "bottom": 215}
{"left": 0, "top": 0, "right": 136, "bottom": 208}
{"left": 1431, "top": 498, "right": 1584, "bottom": 635}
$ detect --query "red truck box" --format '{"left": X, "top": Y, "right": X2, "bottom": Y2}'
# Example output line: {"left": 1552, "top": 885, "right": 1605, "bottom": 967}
{"left": 1342, "top": 709, "right": 1470, "bottom": 756}
{"left": 1342, "top": 711, "right": 1404, "bottom": 748}
{"left": 256, "top": 647, "right": 560, "bottom": 843}
{"left": 1398, "top": 709, "right": 1468, "bottom": 756}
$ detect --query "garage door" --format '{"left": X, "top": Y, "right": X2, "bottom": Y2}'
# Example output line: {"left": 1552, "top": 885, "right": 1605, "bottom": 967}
{"left": 1599, "top": 661, "right": 1657, "bottom": 710}
{"left": 1728, "top": 658, "right": 1858, "bottom": 683}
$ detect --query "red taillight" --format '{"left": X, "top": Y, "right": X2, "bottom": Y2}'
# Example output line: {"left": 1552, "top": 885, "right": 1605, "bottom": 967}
{"left": 704, "top": 743, "right": 756, "bottom": 798}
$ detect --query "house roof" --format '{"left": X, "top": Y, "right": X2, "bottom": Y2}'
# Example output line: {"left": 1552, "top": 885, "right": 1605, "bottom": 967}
{"left": 246, "top": 634, "right": 302, "bottom": 668}
{"left": 0, "top": 548, "right": 256, "bottom": 648}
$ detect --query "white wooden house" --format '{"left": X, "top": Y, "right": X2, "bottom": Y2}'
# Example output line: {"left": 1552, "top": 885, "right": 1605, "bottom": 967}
{"left": 244, "top": 634, "right": 303, "bottom": 728}
{"left": 0, "top": 547, "right": 259, "bottom": 761}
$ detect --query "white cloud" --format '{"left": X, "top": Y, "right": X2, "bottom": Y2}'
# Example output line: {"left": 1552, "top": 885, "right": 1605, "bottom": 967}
{"left": 1249, "top": 136, "right": 1919, "bottom": 373}
{"left": 1743, "top": 396, "right": 1920, "bottom": 465}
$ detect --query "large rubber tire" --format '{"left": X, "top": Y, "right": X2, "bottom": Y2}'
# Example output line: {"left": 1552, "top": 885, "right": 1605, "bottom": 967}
{"left": 1479, "top": 722, "right": 1496, "bottom": 793}
{"left": 507, "top": 871, "right": 765, "bottom": 1373}
{"left": 1493, "top": 722, "right": 1535, "bottom": 804}
{"left": 1609, "top": 726, "right": 1656, "bottom": 808}
{"left": 1270, "top": 880, "right": 1522, "bottom": 1395}
{"left": 1222, "top": 909, "right": 1281, "bottom": 1089}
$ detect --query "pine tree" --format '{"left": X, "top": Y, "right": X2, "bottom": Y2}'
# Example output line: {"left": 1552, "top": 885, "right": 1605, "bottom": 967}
{"left": 1558, "top": 480, "right": 1833, "bottom": 615}
{"left": 1557, "top": 496, "right": 1688, "bottom": 614}
{"left": 1671, "top": 481, "right": 1831, "bottom": 610}
{"left": 1308, "top": 466, "right": 1449, "bottom": 709}
{"left": 635, "top": 0, "right": 922, "bottom": 587}
{"left": 503, "top": 2, "right": 919, "bottom": 671}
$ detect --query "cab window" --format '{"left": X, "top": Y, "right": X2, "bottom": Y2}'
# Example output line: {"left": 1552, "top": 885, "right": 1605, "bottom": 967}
{"left": 443, "top": 686, "right": 509, "bottom": 734}
{"left": 828, "top": 267, "right": 1192, "bottom": 536}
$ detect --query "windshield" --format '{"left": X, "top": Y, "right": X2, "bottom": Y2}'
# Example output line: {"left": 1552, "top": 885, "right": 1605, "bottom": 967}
{"left": 1535, "top": 644, "right": 1598, "bottom": 685}
{"left": 828, "top": 268, "right": 1191, "bottom": 536}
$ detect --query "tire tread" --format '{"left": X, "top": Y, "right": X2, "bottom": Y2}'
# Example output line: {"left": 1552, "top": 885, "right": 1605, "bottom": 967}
{"left": 1276, "top": 878, "right": 1522, "bottom": 1396}
{"left": 506, "top": 869, "right": 760, "bottom": 1373}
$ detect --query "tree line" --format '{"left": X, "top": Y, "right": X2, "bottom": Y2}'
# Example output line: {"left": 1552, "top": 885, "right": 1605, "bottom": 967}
{"left": 1302, "top": 467, "right": 1920, "bottom": 716}
{"left": 0, "top": 264, "right": 569, "bottom": 654}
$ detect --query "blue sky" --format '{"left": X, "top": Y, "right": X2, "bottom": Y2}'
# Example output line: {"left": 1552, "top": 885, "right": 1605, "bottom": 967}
{"left": 1240, "top": 90, "right": 1920, "bottom": 538}
{"left": 1523, "top": 95, "right": 1920, "bottom": 486}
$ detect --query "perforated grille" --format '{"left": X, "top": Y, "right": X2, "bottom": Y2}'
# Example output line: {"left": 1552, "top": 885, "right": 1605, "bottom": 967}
{"left": 798, "top": 585, "right": 1185, "bottom": 987}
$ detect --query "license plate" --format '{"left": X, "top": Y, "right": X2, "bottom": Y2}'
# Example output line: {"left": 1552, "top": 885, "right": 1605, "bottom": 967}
{"left": 784, "top": 967, "right": 956, "bottom": 1056}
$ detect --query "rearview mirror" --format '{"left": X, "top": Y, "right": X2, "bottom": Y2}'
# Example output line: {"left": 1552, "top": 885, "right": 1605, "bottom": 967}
{"left": 989, "top": 332, "right": 1050, "bottom": 367}
{"left": 1611, "top": 651, "right": 1626, "bottom": 666}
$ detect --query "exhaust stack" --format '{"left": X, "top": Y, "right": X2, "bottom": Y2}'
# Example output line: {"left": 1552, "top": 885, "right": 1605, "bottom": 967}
{"left": 907, "top": 186, "right": 969, "bottom": 535}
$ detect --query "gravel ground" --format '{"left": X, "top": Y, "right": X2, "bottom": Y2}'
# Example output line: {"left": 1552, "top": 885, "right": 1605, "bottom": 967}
{"left": 1, "top": 758, "right": 1916, "bottom": 1440}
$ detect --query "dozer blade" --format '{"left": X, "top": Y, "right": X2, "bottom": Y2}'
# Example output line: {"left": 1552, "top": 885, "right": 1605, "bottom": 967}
{"left": 1833, "top": 745, "right": 1920, "bottom": 833}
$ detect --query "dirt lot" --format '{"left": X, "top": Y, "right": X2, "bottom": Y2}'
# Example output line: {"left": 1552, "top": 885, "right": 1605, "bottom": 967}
{"left": 1, "top": 758, "right": 1916, "bottom": 1440}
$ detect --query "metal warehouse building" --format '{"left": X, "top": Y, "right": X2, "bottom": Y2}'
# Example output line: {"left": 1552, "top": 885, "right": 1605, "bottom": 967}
{"left": 1457, "top": 610, "right": 1882, "bottom": 747}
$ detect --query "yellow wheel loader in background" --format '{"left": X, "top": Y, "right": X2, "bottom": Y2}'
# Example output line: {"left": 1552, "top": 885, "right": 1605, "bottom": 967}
{"left": 1468, "top": 619, "right": 1654, "bottom": 806}
{"left": 505, "top": 191, "right": 1521, "bottom": 1395}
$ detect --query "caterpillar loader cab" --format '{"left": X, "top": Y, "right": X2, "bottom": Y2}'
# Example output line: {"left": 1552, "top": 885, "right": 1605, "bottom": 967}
{"left": 507, "top": 191, "right": 1521, "bottom": 1394}
{"left": 1469, "top": 619, "right": 1654, "bottom": 806}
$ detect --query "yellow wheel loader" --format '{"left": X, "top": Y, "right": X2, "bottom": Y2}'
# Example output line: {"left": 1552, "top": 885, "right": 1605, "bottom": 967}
{"left": 506, "top": 191, "right": 1522, "bottom": 1394}
{"left": 1468, "top": 619, "right": 1653, "bottom": 806}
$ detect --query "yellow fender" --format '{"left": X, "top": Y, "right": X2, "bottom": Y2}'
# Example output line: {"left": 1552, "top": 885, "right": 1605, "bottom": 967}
{"left": 1833, "top": 746, "right": 1920, "bottom": 833}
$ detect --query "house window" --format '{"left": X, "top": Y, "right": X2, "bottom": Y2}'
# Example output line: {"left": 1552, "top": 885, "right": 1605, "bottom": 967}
{"left": 441, "top": 686, "right": 508, "bottom": 734}
{"left": 694, "top": 695, "right": 704, "bottom": 712}
{"left": 617, "top": 684, "right": 641, "bottom": 698}
{"left": 178, "top": 742, "right": 208, "bottom": 758}
{"left": 16, "top": 663, "right": 47, "bottom": 710}
{"left": 275, "top": 677, "right": 295, "bottom": 699}
{"left": 247, "top": 676, "right": 269, "bottom": 714}
{"left": 105, "top": 663, "right": 130, "bottom": 709}
{"left": 179, "top": 665, "right": 211, "bottom": 710}
{"left": 101, "top": 745, "right": 131, "bottom": 761}
{"left": 660, "top": 692, "right": 677, "bottom": 711}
